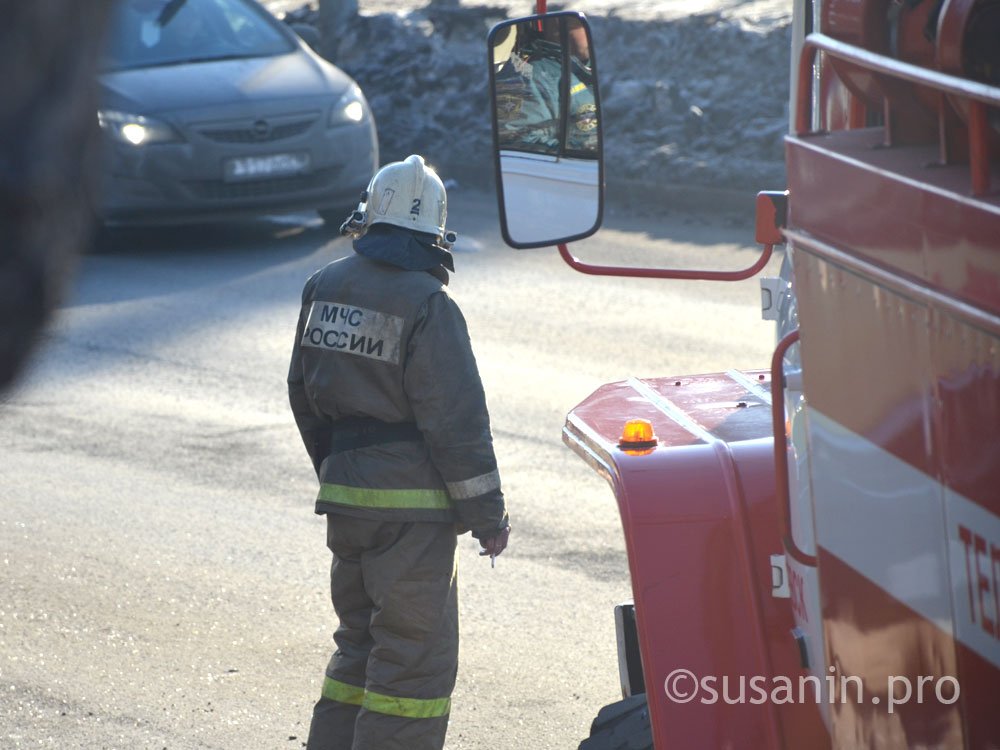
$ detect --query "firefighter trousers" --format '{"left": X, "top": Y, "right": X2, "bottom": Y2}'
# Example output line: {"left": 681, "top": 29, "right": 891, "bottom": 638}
{"left": 307, "top": 515, "right": 458, "bottom": 750}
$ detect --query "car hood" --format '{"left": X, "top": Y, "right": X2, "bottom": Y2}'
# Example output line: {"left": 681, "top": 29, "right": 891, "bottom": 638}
{"left": 99, "top": 51, "right": 352, "bottom": 116}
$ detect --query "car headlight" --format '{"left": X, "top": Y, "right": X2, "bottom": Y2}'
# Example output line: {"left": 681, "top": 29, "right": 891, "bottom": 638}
{"left": 98, "top": 110, "right": 180, "bottom": 146}
{"left": 329, "top": 85, "right": 367, "bottom": 126}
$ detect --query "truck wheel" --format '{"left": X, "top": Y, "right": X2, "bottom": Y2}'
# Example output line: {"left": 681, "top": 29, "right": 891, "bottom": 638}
{"left": 578, "top": 693, "right": 653, "bottom": 750}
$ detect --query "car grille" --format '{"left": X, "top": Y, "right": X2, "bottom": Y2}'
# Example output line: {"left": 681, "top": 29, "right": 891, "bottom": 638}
{"left": 197, "top": 117, "right": 318, "bottom": 144}
{"left": 183, "top": 168, "right": 338, "bottom": 200}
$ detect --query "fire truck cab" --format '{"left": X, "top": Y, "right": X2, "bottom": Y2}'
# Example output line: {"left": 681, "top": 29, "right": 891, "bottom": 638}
{"left": 487, "top": 1, "right": 1000, "bottom": 748}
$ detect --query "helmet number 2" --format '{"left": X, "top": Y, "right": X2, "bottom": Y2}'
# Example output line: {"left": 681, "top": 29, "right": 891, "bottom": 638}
{"left": 410, "top": 198, "right": 421, "bottom": 216}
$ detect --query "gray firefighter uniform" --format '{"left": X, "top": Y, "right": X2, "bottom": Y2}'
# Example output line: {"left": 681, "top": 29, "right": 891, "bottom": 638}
{"left": 288, "top": 233, "right": 509, "bottom": 750}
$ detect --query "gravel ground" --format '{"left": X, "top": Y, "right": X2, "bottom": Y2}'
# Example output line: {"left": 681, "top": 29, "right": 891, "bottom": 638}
{"left": 266, "top": 0, "right": 792, "bottom": 192}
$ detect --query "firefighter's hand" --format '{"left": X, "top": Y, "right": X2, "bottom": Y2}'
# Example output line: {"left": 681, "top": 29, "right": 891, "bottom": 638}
{"left": 479, "top": 526, "right": 510, "bottom": 558}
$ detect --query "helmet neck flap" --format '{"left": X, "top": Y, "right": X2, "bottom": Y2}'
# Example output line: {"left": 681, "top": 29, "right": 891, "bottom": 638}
{"left": 353, "top": 224, "right": 455, "bottom": 274}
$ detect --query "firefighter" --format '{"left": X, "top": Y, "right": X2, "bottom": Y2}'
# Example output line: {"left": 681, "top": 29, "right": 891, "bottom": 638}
{"left": 495, "top": 23, "right": 561, "bottom": 153}
{"left": 287, "top": 154, "right": 511, "bottom": 750}
{"left": 494, "top": 18, "right": 597, "bottom": 155}
{"left": 539, "top": 16, "right": 598, "bottom": 154}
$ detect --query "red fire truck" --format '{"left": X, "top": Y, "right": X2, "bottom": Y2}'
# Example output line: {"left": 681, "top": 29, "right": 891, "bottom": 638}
{"left": 487, "top": 1, "right": 999, "bottom": 747}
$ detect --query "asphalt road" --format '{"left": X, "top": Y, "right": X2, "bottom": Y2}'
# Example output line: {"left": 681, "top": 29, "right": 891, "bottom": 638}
{"left": 0, "top": 189, "right": 781, "bottom": 749}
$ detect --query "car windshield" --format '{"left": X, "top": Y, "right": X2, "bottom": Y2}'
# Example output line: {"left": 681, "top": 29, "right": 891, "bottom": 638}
{"left": 101, "top": 0, "right": 295, "bottom": 71}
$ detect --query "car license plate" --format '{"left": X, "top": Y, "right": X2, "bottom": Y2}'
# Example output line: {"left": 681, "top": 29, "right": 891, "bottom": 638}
{"left": 224, "top": 152, "right": 310, "bottom": 181}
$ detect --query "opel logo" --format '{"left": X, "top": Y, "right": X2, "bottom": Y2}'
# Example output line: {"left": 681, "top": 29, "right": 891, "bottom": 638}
{"left": 252, "top": 119, "right": 271, "bottom": 140}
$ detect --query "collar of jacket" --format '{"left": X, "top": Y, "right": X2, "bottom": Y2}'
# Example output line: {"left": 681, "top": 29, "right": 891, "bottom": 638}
{"left": 353, "top": 225, "right": 455, "bottom": 273}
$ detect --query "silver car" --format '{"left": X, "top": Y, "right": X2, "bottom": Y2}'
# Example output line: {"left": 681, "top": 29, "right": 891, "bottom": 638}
{"left": 97, "top": 0, "right": 378, "bottom": 226}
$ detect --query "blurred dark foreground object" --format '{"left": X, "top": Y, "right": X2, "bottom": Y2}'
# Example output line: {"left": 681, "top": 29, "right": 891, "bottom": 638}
{"left": 0, "top": 0, "right": 115, "bottom": 391}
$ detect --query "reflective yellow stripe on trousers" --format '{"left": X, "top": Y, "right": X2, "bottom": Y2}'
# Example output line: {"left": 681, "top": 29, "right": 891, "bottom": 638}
{"left": 322, "top": 677, "right": 451, "bottom": 719}
{"left": 322, "top": 677, "right": 365, "bottom": 706}
{"left": 318, "top": 483, "right": 451, "bottom": 510}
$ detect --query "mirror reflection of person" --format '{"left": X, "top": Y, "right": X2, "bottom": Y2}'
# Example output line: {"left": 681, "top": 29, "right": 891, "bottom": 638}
{"left": 494, "top": 24, "right": 560, "bottom": 154}
{"left": 494, "top": 18, "right": 598, "bottom": 156}
{"left": 551, "top": 18, "right": 598, "bottom": 154}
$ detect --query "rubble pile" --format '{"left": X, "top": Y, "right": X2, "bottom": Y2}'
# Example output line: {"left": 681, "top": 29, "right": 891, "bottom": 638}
{"left": 280, "top": 2, "right": 790, "bottom": 190}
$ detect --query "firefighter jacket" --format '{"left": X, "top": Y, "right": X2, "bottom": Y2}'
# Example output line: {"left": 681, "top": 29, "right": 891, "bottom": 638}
{"left": 287, "top": 248, "right": 509, "bottom": 540}
{"left": 495, "top": 39, "right": 598, "bottom": 155}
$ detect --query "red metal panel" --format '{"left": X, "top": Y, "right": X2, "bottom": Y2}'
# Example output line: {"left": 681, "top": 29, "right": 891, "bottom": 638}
{"left": 931, "top": 308, "right": 1000, "bottom": 519}
{"left": 792, "top": 249, "right": 936, "bottom": 476}
{"left": 932, "top": 309, "right": 1000, "bottom": 748}
{"left": 818, "top": 550, "right": 965, "bottom": 748}
{"left": 954, "top": 641, "right": 1000, "bottom": 748}
{"left": 563, "top": 372, "right": 829, "bottom": 750}
{"left": 786, "top": 132, "right": 1000, "bottom": 318}
{"left": 788, "top": 117, "right": 1000, "bottom": 747}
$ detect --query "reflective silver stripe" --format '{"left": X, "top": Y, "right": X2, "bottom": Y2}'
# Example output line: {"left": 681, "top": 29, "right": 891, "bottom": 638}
{"left": 301, "top": 300, "right": 404, "bottom": 364}
{"left": 446, "top": 469, "right": 501, "bottom": 500}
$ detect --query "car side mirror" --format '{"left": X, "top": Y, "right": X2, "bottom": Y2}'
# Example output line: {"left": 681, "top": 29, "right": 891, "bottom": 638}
{"left": 488, "top": 12, "right": 604, "bottom": 249}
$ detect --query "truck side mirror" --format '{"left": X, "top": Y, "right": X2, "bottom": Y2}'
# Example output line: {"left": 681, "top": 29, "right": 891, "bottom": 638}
{"left": 488, "top": 12, "right": 604, "bottom": 249}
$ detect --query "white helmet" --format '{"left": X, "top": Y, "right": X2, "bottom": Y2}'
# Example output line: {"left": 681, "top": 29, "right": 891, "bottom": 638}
{"left": 361, "top": 154, "right": 448, "bottom": 239}
{"left": 492, "top": 23, "right": 518, "bottom": 69}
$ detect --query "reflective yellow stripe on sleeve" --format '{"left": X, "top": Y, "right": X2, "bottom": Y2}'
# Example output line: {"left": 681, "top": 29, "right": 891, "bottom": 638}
{"left": 322, "top": 677, "right": 365, "bottom": 706}
{"left": 571, "top": 81, "right": 587, "bottom": 95}
{"left": 318, "top": 483, "right": 451, "bottom": 510}
{"left": 363, "top": 689, "right": 451, "bottom": 719}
